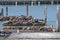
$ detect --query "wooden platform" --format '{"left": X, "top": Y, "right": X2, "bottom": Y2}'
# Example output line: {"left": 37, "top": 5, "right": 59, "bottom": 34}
{"left": 6, "top": 32, "right": 60, "bottom": 40}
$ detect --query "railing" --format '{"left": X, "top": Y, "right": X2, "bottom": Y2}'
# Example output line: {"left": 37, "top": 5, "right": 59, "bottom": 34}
{"left": 0, "top": 0, "right": 60, "bottom": 5}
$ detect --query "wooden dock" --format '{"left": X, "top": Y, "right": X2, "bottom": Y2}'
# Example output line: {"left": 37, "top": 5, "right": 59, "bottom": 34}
{"left": 5, "top": 32, "right": 60, "bottom": 40}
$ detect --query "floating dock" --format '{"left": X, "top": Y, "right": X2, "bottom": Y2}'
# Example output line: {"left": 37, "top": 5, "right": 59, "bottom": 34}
{"left": 3, "top": 16, "right": 45, "bottom": 26}
{"left": 5, "top": 32, "right": 60, "bottom": 40}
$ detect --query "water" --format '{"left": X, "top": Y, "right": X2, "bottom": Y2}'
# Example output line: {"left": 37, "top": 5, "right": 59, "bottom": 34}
{"left": 0, "top": 37, "right": 5, "bottom": 40}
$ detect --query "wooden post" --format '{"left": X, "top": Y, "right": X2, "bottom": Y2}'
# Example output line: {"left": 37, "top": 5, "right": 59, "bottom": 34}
{"left": 44, "top": 5, "right": 47, "bottom": 25}
{"left": 1, "top": 8, "right": 3, "bottom": 16}
{"left": 26, "top": 4, "right": 28, "bottom": 16}
{"left": 6, "top": 7, "right": 8, "bottom": 16}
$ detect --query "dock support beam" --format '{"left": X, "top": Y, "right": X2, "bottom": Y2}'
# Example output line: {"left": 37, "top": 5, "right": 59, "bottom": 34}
{"left": 44, "top": 5, "right": 47, "bottom": 25}
{"left": 56, "top": 6, "right": 58, "bottom": 32}
{"left": 15, "top": 1, "right": 17, "bottom": 6}
{"left": 26, "top": 4, "right": 28, "bottom": 16}
{"left": 56, "top": 1, "right": 60, "bottom": 32}
{"left": 56, "top": 6, "right": 60, "bottom": 32}
{"left": 6, "top": 7, "right": 8, "bottom": 16}
{"left": 51, "top": 0, "right": 54, "bottom": 5}
{"left": 1, "top": 8, "right": 3, "bottom": 16}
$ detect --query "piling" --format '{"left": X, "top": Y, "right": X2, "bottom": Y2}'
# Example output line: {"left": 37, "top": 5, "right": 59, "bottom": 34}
{"left": 56, "top": 6, "right": 60, "bottom": 32}
{"left": 44, "top": 5, "right": 47, "bottom": 25}
{"left": 6, "top": 7, "right": 8, "bottom": 16}
{"left": 26, "top": 4, "right": 28, "bottom": 16}
{"left": 1, "top": 8, "right": 3, "bottom": 16}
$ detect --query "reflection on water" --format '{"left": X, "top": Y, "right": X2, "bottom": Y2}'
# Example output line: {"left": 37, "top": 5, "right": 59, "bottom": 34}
{"left": 0, "top": 37, "right": 5, "bottom": 40}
